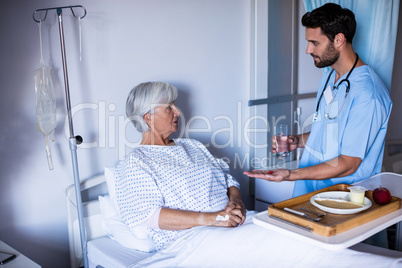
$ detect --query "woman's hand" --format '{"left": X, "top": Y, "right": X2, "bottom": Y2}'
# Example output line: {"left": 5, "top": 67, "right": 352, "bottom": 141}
{"left": 158, "top": 187, "right": 246, "bottom": 230}
{"left": 225, "top": 199, "right": 246, "bottom": 225}
{"left": 159, "top": 208, "right": 243, "bottom": 230}
{"left": 210, "top": 209, "right": 244, "bottom": 227}
{"left": 225, "top": 186, "right": 246, "bottom": 225}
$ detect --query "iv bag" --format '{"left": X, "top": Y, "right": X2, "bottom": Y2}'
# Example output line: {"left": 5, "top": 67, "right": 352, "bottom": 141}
{"left": 34, "top": 64, "right": 57, "bottom": 170}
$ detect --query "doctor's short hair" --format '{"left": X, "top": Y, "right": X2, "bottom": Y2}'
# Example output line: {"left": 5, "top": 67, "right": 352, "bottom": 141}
{"left": 302, "top": 3, "right": 356, "bottom": 44}
{"left": 126, "top": 82, "right": 178, "bottom": 133}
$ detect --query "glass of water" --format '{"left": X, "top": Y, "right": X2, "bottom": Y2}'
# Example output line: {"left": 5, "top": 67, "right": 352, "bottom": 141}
{"left": 275, "top": 124, "right": 289, "bottom": 159}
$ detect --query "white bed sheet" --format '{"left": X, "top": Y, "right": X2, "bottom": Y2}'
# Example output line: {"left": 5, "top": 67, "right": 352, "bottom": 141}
{"left": 130, "top": 212, "right": 402, "bottom": 268}
{"left": 87, "top": 236, "right": 155, "bottom": 268}
{"left": 88, "top": 213, "right": 402, "bottom": 268}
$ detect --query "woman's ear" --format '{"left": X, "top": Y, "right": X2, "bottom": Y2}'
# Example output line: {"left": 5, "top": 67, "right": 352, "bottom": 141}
{"left": 143, "top": 113, "right": 152, "bottom": 124}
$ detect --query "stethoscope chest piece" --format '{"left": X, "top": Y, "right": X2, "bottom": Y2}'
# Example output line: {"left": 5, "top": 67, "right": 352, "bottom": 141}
{"left": 315, "top": 53, "right": 358, "bottom": 121}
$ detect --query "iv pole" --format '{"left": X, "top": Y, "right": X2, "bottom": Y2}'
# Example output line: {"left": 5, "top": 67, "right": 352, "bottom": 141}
{"left": 33, "top": 6, "right": 88, "bottom": 268}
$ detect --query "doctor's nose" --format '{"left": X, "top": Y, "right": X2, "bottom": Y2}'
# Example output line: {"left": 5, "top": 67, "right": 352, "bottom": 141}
{"left": 306, "top": 43, "right": 314, "bottom": 54}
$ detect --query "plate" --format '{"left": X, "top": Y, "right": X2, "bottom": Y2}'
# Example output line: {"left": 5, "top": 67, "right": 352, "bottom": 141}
{"left": 310, "top": 191, "right": 372, "bottom": 214}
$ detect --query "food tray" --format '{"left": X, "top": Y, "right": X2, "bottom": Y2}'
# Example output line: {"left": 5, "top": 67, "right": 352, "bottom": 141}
{"left": 268, "top": 184, "right": 401, "bottom": 236}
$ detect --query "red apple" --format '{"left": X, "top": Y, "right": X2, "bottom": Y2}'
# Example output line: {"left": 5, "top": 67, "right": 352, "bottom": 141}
{"left": 373, "top": 186, "right": 392, "bottom": 205}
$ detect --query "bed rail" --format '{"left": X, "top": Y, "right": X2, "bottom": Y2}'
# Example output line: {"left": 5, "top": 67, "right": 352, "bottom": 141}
{"left": 66, "top": 174, "right": 108, "bottom": 268}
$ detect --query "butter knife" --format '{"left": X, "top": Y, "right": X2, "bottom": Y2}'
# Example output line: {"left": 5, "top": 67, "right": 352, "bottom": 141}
{"left": 284, "top": 207, "right": 321, "bottom": 222}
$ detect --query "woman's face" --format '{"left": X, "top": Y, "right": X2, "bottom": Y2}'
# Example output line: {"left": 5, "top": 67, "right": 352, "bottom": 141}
{"left": 148, "top": 102, "right": 181, "bottom": 136}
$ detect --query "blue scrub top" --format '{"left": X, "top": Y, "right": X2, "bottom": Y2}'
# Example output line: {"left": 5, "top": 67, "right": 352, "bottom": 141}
{"left": 292, "top": 65, "right": 392, "bottom": 197}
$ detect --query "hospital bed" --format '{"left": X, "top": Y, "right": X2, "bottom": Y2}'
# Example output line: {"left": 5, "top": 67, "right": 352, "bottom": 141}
{"left": 66, "top": 172, "right": 402, "bottom": 268}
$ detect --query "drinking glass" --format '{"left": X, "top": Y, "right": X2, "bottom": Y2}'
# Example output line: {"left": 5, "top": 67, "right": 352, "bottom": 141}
{"left": 275, "top": 124, "right": 289, "bottom": 158}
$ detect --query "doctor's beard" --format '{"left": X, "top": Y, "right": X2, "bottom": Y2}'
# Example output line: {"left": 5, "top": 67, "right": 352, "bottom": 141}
{"left": 312, "top": 41, "right": 339, "bottom": 68}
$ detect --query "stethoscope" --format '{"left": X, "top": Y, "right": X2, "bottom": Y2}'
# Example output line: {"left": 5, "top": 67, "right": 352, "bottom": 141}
{"left": 313, "top": 53, "right": 359, "bottom": 121}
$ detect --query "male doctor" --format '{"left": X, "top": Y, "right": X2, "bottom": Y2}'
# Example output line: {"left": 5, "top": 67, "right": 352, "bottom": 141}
{"left": 244, "top": 3, "right": 392, "bottom": 197}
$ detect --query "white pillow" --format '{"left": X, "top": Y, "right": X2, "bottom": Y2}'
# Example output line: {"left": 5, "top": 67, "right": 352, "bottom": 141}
{"left": 104, "top": 167, "right": 117, "bottom": 206}
{"left": 100, "top": 167, "right": 156, "bottom": 252}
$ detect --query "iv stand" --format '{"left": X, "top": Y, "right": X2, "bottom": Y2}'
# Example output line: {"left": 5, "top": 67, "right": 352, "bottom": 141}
{"left": 33, "top": 6, "right": 88, "bottom": 268}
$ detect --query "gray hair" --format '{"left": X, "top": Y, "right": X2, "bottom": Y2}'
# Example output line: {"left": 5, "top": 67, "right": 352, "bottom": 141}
{"left": 126, "top": 82, "right": 178, "bottom": 133}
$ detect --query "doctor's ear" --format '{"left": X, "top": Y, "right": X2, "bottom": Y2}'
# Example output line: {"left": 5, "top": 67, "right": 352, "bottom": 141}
{"left": 334, "top": 33, "right": 346, "bottom": 47}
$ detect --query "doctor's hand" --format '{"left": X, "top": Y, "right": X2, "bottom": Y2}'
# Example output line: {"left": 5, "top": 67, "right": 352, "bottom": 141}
{"left": 243, "top": 169, "right": 290, "bottom": 182}
{"left": 271, "top": 135, "right": 299, "bottom": 154}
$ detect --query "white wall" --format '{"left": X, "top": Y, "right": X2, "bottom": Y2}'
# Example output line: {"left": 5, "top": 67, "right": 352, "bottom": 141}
{"left": 0, "top": 0, "right": 251, "bottom": 266}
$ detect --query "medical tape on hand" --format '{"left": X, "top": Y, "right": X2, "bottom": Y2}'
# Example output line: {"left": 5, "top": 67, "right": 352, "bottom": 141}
{"left": 216, "top": 215, "right": 229, "bottom": 222}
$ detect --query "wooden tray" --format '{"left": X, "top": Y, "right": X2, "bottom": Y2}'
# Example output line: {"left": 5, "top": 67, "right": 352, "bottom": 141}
{"left": 268, "top": 184, "right": 401, "bottom": 236}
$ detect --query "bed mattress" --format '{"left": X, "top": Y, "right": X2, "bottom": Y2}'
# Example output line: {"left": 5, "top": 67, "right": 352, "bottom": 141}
{"left": 87, "top": 236, "right": 154, "bottom": 268}
{"left": 87, "top": 221, "right": 402, "bottom": 268}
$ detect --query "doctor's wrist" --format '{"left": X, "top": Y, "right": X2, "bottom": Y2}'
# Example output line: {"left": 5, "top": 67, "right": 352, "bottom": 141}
{"left": 293, "top": 135, "right": 300, "bottom": 148}
{"left": 288, "top": 169, "right": 303, "bottom": 181}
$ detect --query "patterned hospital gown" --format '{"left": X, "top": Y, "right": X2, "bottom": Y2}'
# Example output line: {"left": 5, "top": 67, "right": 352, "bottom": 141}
{"left": 114, "top": 138, "right": 240, "bottom": 250}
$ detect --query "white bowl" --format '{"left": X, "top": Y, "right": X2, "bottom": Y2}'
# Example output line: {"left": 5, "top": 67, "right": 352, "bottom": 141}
{"left": 310, "top": 191, "right": 372, "bottom": 215}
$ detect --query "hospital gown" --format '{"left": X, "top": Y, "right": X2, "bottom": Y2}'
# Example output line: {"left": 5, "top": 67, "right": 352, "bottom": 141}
{"left": 293, "top": 65, "right": 392, "bottom": 197}
{"left": 114, "top": 138, "right": 240, "bottom": 250}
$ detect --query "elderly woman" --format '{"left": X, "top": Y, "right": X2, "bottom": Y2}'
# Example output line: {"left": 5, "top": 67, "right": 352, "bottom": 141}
{"left": 115, "top": 82, "right": 246, "bottom": 251}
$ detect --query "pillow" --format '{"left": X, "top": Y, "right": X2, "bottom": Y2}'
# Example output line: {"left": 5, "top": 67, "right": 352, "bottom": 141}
{"left": 99, "top": 195, "right": 156, "bottom": 252}
{"left": 104, "top": 167, "right": 117, "bottom": 206}
{"left": 100, "top": 167, "right": 156, "bottom": 252}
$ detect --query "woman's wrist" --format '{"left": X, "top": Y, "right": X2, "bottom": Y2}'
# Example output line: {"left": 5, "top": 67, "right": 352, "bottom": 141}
{"left": 198, "top": 212, "right": 213, "bottom": 226}
{"left": 227, "top": 186, "right": 241, "bottom": 200}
